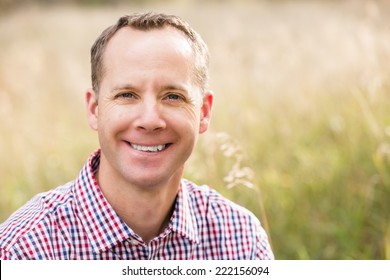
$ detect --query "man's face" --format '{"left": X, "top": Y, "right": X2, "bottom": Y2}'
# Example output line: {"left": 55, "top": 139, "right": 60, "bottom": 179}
{"left": 86, "top": 27, "right": 212, "bottom": 189}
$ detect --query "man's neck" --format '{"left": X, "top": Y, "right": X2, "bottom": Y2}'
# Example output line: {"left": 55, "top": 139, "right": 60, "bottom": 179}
{"left": 109, "top": 186, "right": 178, "bottom": 244}
{"left": 95, "top": 156, "right": 182, "bottom": 244}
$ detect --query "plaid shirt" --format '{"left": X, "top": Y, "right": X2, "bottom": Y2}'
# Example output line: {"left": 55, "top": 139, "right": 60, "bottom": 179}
{"left": 0, "top": 150, "right": 274, "bottom": 260}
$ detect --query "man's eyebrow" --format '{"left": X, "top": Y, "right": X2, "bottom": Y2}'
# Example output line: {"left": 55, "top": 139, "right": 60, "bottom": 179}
{"left": 111, "top": 83, "right": 190, "bottom": 93}
{"left": 111, "top": 84, "right": 138, "bottom": 92}
{"left": 162, "top": 84, "right": 189, "bottom": 93}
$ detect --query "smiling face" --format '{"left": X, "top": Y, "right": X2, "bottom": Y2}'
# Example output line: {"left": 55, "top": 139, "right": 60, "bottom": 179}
{"left": 86, "top": 26, "right": 213, "bottom": 190}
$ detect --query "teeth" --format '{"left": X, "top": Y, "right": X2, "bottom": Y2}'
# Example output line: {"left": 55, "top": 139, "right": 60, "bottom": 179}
{"left": 131, "top": 143, "right": 166, "bottom": 152}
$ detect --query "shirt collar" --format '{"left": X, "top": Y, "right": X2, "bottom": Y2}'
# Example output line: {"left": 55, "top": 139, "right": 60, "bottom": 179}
{"left": 74, "top": 150, "right": 199, "bottom": 254}
{"left": 74, "top": 150, "right": 133, "bottom": 253}
{"left": 169, "top": 180, "right": 200, "bottom": 244}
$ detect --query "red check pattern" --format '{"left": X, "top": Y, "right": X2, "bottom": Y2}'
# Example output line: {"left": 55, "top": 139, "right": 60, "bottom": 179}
{"left": 0, "top": 150, "right": 274, "bottom": 260}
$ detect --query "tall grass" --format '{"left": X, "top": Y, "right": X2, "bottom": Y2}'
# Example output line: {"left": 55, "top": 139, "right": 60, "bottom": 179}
{"left": 1, "top": 0, "right": 390, "bottom": 259}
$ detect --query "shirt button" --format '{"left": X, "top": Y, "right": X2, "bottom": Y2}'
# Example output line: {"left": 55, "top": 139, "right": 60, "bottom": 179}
{"left": 128, "top": 239, "right": 139, "bottom": 245}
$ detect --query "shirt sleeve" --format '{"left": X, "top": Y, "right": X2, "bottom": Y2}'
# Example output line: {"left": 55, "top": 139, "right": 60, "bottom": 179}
{"left": 256, "top": 224, "right": 275, "bottom": 260}
{"left": 0, "top": 247, "right": 16, "bottom": 260}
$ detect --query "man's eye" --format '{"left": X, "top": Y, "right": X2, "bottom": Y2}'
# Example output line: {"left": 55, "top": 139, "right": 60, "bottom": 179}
{"left": 166, "top": 93, "right": 184, "bottom": 101}
{"left": 118, "top": 92, "right": 135, "bottom": 99}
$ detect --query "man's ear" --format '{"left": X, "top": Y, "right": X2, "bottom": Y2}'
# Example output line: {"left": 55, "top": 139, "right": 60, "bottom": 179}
{"left": 86, "top": 88, "right": 99, "bottom": 131}
{"left": 199, "top": 91, "right": 213, "bottom": 134}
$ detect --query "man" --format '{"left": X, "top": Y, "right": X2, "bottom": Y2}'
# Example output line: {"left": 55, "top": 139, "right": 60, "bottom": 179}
{"left": 0, "top": 12, "right": 274, "bottom": 259}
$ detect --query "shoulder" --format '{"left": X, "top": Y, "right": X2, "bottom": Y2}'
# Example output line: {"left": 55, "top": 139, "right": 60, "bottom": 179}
{"left": 182, "top": 179, "right": 274, "bottom": 259}
{"left": 182, "top": 179, "right": 264, "bottom": 236}
{"left": 182, "top": 179, "right": 258, "bottom": 221}
{"left": 0, "top": 181, "right": 75, "bottom": 254}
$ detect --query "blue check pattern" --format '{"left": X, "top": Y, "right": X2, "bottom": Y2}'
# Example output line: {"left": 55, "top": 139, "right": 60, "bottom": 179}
{"left": 0, "top": 150, "right": 274, "bottom": 260}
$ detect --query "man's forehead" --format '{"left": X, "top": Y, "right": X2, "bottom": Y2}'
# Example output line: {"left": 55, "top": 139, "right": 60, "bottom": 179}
{"left": 101, "top": 26, "right": 194, "bottom": 72}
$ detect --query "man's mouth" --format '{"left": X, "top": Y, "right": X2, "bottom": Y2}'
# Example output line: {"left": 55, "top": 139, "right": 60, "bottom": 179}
{"left": 129, "top": 143, "right": 170, "bottom": 153}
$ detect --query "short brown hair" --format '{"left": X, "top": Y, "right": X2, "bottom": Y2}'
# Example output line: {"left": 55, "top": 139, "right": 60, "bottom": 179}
{"left": 91, "top": 12, "right": 210, "bottom": 94}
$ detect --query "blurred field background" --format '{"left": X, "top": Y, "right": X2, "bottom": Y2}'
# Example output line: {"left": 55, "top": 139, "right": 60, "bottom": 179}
{"left": 1, "top": 0, "right": 390, "bottom": 259}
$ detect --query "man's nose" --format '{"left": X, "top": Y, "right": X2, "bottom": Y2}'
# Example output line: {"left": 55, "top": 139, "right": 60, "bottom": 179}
{"left": 134, "top": 100, "right": 166, "bottom": 132}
